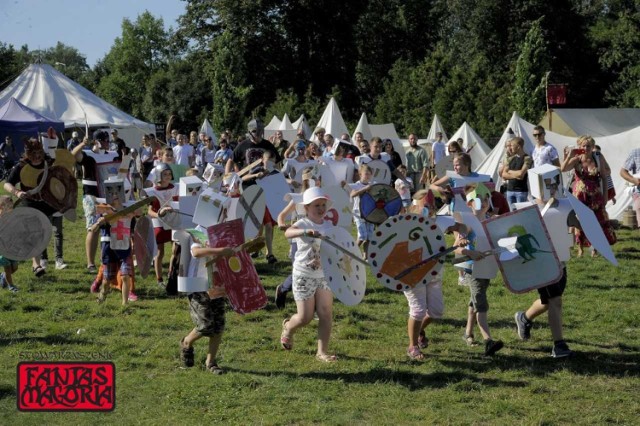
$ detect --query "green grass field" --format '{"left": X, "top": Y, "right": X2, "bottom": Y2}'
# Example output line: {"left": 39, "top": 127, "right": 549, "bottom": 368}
{"left": 0, "top": 189, "right": 638, "bottom": 425}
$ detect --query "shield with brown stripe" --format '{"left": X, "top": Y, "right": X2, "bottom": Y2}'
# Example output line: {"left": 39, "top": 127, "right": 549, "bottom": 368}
{"left": 39, "top": 166, "right": 78, "bottom": 213}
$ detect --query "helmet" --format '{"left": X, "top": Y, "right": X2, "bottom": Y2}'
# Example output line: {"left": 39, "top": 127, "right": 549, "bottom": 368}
{"left": 154, "top": 163, "right": 174, "bottom": 184}
{"left": 247, "top": 118, "right": 264, "bottom": 141}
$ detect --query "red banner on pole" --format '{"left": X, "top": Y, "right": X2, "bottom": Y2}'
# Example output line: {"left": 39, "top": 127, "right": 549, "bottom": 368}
{"left": 547, "top": 84, "right": 568, "bottom": 105}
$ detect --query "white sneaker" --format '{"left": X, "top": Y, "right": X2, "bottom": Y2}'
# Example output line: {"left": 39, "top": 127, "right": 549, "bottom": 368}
{"left": 55, "top": 259, "right": 68, "bottom": 270}
{"left": 40, "top": 259, "right": 48, "bottom": 269}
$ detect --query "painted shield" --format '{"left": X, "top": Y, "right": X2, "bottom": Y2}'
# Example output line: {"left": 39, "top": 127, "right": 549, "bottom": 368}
{"left": 39, "top": 166, "right": 78, "bottom": 213}
{"left": 482, "top": 205, "right": 562, "bottom": 294}
{"left": 369, "top": 214, "right": 447, "bottom": 291}
{"left": 0, "top": 207, "right": 52, "bottom": 261}
{"left": 228, "top": 185, "right": 266, "bottom": 241}
{"left": 133, "top": 215, "right": 154, "bottom": 278}
{"left": 207, "top": 219, "right": 267, "bottom": 314}
{"left": 320, "top": 226, "right": 366, "bottom": 305}
{"left": 367, "top": 159, "right": 392, "bottom": 185}
{"left": 322, "top": 186, "right": 352, "bottom": 229}
{"left": 564, "top": 190, "right": 618, "bottom": 266}
{"left": 257, "top": 172, "right": 290, "bottom": 223}
{"left": 435, "top": 156, "right": 455, "bottom": 178}
{"left": 359, "top": 184, "right": 402, "bottom": 225}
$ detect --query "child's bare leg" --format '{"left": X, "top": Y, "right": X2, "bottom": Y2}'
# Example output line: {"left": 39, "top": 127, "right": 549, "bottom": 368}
{"left": 4, "top": 266, "right": 13, "bottom": 285}
{"left": 420, "top": 316, "right": 433, "bottom": 333}
{"left": 525, "top": 299, "right": 548, "bottom": 322}
{"left": 206, "top": 333, "right": 223, "bottom": 366}
{"left": 154, "top": 243, "right": 164, "bottom": 282}
{"left": 547, "top": 296, "right": 564, "bottom": 341}
{"left": 362, "top": 240, "right": 370, "bottom": 257}
{"left": 98, "top": 278, "right": 109, "bottom": 303}
{"left": 265, "top": 223, "right": 274, "bottom": 256}
{"left": 465, "top": 306, "right": 476, "bottom": 337}
{"left": 86, "top": 231, "right": 98, "bottom": 267}
{"left": 407, "top": 317, "right": 421, "bottom": 347}
{"left": 475, "top": 311, "right": 491, "bottom": 341}
{"left": 183, "top": 328, "right": 202, "bottom": 348}
{"left": 315, "top": 288, "right": 334, "bottom": 357}
{"left": 287, "top": 298, "right": 316, "bottom": 333}
{"left": 121, "top": 275, "right": 131, "bottom": 306}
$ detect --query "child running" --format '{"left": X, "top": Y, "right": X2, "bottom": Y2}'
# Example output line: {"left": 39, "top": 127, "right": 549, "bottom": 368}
{"left": 281, "top": 187, "right": 338, "bottom": 362}
{"left": 348, "top": 164, "right": 375, "bottom": 259}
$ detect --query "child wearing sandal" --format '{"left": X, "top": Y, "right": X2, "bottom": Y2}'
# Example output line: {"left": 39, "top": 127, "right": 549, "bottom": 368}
{"left": 179, "top": 234, "right": 234, "bottom": 374}
{"left": 281, "top": 187, "right": 338, "bottom": 363}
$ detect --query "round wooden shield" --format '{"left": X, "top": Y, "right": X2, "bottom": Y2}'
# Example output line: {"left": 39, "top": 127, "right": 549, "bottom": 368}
{"left": 0, "top": 207, "right": 53, "bottom": 261}
{"left": 228, "top": 185, "right": 266, "bottom": 241}
{"left": 359, "top": 184, "right": 402, "bottom": 225}
{"left": 133, "top": 215, "right": 155, "bottom": 278}
{"left": 368, "top": 214, "right": 446, "bottom": 291}
{"left": 435, "top": 155, "right": 455, "bottom": 179}
{"left": 322, "top": 186, "right": 352, "bottom": 229}
{"left": 367, "top": 159, "right": 392, "bottom": 185}
{"left": 39, "top": 166, "right": 78, "bottom": 213}
{"left": 320, "top": 226, "right": 366, "bottom": 306}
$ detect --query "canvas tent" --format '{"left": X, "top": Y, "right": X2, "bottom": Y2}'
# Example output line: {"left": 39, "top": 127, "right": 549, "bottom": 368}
{"left": 352, "top": 113, "right": 406, "bottom": 164}
{"left": 312, "top": 97, "right": 349, "bottom": 142}
{"left": 476, "top": 111, "right": 640, "bottom": 220}
{"left": 427, "top": 114, "right": 448, "bottom": 141}
{"left": 0, "top": 97, "right": 65, "bottom": 153}
{"left": 292, "top": 114, "right": 312, "bottom": 139}
{"left": 447, "top": 122, "right": 492, "bottom": 167}
{"left": 0, "top": 64, "right": 155, "bottom": 148}
{"left": 200, "top": 118, "right": 217, "bottom": 144}
{"left": 264, "top": 115, "right": 282, "bottom": 139}
{"left": 539, "top": 108, "right": 640, "bottom": 138}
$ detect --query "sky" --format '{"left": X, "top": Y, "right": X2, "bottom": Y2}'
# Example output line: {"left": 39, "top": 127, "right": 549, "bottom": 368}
{"left": 0, "top": 0, "right": 186, "bottom": 66}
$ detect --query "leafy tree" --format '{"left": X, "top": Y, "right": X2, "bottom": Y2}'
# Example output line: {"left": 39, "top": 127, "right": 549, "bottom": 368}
{"left": 97, "top": 11, "right": 172, "bottom": 119}
{"left": 511, "top": 19, "right": 551, "bottom": 123}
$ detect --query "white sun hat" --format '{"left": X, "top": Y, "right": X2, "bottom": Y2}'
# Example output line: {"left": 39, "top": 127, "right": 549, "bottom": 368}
{"left": 301, "top": 187, "right": 333, "bottom": 209}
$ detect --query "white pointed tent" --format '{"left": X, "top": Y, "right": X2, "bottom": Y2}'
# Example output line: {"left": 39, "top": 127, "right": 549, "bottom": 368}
{"left": 312, "top": 97, "right": 349, "bottom": 142}
{"left": 264, "top": 115, "right": 282, "bottom": 139}
{"left": 277, "top": 113, "right": 298, "bottom": 142}
{"left": 352, "top": 112, "right": 406, "bottom": 164}
{"left": 427, "top": 114, "right": 448, "bottom": 141}
{"left": 476, "top": 112, "right": 639, "bottom": 220}
{"left": 539, "top": 108, "right": 640, "bottom": 138}
{"left": 0, "top": 63, "right": 154, "bottom": 147}
{"left": 292, "top": 114, "right": 312, "bottom": 139}
{"left": 448, "top": 122, "right": 492, "bottom": 168}
{"left": 200, "top": 118, "right": 217, "bottom": 144}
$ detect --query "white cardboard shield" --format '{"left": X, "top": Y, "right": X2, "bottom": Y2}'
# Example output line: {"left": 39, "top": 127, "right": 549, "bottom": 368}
{"left": 192, "top": 189, "right": 229, "bottom": 228}
{"left": 257, "top": 172, "right": 290, "bottom": 221}
{"left": 321, "top": 186, "right": 352, "bottom": 229}
{"left": 367, "top": 159, "right": 392, "bottom": 185}
{"left": 368, "top": 214, "right": 447, "bottom": 291}
{"left": 320, "top": 226, "right": 366, "bottom": 305}
{"left": 228, "top": 185, "right": 266, "bottom": 241}
{"left": 482, "top": 205, "right": 562, "bottom": 293}
{"left": 565, "top": 190, "right": 618, "bottom": 266}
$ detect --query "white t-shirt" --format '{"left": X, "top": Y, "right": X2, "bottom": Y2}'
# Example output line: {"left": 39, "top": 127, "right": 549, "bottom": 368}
{"left": 321, "top": 157, "right": 356, "bottom": 184}
{"left": 173, "top": 144, "right": 194, "bottom": 167}
{"left": 282, "top": 158, "right": 317, "bottom": 185}
{"left": 292, "top": 217, "right": 335, "bottom": 278}
{"left": 432, "top": 141, "right": 446, "bottom": 164}
{"left": 532, "top": 142, "right": 559, "bottom": 168}
{"left": 348, "top": 180, "right": 373, "bottom": 217}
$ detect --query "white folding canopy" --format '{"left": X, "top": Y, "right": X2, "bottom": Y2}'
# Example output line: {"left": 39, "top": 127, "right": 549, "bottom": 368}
{"left": 0, "top": 63, "right": 155, "bottom": 147}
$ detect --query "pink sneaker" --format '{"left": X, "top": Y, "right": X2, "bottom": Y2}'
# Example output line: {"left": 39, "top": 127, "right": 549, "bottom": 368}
{"left": 90, "top": 280, "right": 101, "bottom": 293}
{"left": 128, "top": 292, "right": 138, "bottom": 302}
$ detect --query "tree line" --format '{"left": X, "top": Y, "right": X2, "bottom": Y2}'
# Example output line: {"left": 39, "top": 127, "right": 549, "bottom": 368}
{"left": 1, "top": 0, "right": 639, "bottom": 143}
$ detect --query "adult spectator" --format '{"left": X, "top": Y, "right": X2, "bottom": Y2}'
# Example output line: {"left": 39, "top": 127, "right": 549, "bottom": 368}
{"left": 321, "top": 134, "right": 335, "bottom": 158}
{"left": 620, "top": 147, "right": 640, "bottom": 230}
{"left": 531, "top": 125, "right": 560, "bottom": 168}
{"left": 110, "top": 129, "right": 127, "bottom": 154}
{"left": 66, "top": 131, "right": 81, "bottom": 151}
{"left": 405, "top": 133, "right": 429, "bottom": 192}
{"left": 227, "top": 118, "right": 282, "bottom": 264}
{"left": 447, "top": 141, "right": 463, "bottom": 156}
{"left": 500, "top": 137, "right": 532, "bottom": 211}
{"left": 314, "top": 127, "right": 326, "bottom": 149}
{"left": 354, "top": 139, "right": 370, "bottom": 168}
{"left": 213, "top": 137, "right": 233, "bottom": 165}
{"left": 271, "top": 130, "right": 289, "bottom": 167}
{"left": 0, "top": 136, "right": 19, "bottom": 170}
{"left": 431, "top": 132, "right": 446, "bottom": 167}
{"left": 167, "top": 129, "right": 179, "bottom": 148}
{"left": 384, "top": 139, "right": 403, "bottom": 169}
{"left": 201, "top": 136, "right": 217, "bottom": 167}
{"left": 173, "top": 134, "right": 195, "bottom": 167}
{"left": 140, "top": 134, "right": 155, "bottom": 181}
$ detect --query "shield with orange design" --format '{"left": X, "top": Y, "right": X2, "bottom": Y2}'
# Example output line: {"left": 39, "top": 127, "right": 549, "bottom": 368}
{"left": 368, "top": 214, "right": 447, "bottom": 291}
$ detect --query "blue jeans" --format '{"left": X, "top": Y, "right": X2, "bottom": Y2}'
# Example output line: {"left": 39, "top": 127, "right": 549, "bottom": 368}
{"left": 506, "top": 190, "right": 529, "bottom": 211}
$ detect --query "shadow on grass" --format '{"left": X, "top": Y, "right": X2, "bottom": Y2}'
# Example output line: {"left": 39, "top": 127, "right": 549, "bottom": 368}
{"left": 0, "top": 332, "right": 94, "bottom": 346}
{"left": 577, "top": 282, "right": 640, "bottom": 290}
{"left": 0, "top": 384, "right": 15, "bottom": 401}
{"left": 439, "top": 349, "right": 640, "bottom": 379}
{"left": 224, "top": 366, "right": 527, "bottom": 391}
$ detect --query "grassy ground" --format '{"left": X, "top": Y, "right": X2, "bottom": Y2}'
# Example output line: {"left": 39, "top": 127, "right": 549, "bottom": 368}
{"left": 0, "top": 189, "right": 638, "bottom": 425}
